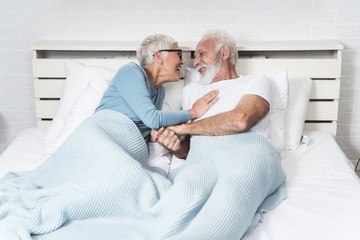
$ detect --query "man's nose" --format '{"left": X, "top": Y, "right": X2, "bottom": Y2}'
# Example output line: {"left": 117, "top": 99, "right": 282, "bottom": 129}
{"left": 193, "top": 55, "right": 199, "bottom": 67}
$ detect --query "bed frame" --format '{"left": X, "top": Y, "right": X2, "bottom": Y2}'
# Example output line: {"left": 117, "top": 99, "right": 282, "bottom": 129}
{"left": 31, "top": 40, "right": 343, "bottom": 136}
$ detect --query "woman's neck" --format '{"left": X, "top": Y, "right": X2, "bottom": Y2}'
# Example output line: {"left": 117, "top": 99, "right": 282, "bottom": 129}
{"left": 143, "top": 66, "right": 161, "bottom": 89}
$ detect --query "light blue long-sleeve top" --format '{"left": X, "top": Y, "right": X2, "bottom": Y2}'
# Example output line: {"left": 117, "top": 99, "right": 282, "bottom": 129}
{"left": 95, "top": 62, "right": 190, "bottom": 140}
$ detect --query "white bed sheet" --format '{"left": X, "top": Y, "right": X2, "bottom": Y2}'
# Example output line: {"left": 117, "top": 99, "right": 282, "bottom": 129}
{"left": 247, "top": 131, "right": 360, "bottom": 240}
{"left": 1, "top": 129, "right": 360, "bottom": 240}
{"left": 0, "top": 128, "right": 50, "bottom": 178}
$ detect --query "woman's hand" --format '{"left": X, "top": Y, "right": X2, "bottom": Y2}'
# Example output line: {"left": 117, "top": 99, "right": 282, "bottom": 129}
{"left": 188, "top": 90, "right": 219, "bottom": 119}
{"left": 149, "top": 129, "right": 159, "bottom": 142}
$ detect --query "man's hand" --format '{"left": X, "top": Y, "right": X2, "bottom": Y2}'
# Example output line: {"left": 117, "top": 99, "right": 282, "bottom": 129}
{"left": 167, "top": 124, "right": 185, "bottom": 136}
{"left": 157, "top": 127, "right": 181, "bottom": 152}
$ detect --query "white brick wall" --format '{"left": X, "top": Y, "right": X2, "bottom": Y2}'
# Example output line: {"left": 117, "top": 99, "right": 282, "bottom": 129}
{"left": 0, "top": 0, "right": 359, "bottom": 161}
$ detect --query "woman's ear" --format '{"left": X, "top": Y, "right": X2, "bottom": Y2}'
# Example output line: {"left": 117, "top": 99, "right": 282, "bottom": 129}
{"left": 221, "top": 46, "right": 230, "bottom": 61}
{"left": 153, "top": 52, "right": 164, "bottom": 65}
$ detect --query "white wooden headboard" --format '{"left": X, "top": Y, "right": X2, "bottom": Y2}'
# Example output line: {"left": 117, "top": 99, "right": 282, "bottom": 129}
{"left": 31, "top": 40, "right": 343, "bottom": 136}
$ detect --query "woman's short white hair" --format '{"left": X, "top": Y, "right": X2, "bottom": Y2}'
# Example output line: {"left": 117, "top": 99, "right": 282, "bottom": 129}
{"left": 202, "top": 29, "right": 238, "bottom": 65}
{"left": 137, "top": 34, "right": 177, "bottom": 68}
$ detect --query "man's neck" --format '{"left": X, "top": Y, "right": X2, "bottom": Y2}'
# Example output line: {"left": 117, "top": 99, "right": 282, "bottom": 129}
{"left": 211, "top": 65, "right": 238, "bottom": 83}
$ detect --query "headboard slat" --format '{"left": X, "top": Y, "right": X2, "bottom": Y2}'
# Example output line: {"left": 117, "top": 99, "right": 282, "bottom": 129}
{"left": 34, "top": 99, "right": 339, "bottom": 121}
{"left": 236, "top": 59, "right": 342, "bottom": 79}
{"left": 35, "top": 101, "right": 58, "bottom": 119}
{"left": 33, "top": 79, "right": 341, "bottom": 101}
{"left": 32, "top": 59, "right": 137, "bottom": 78}
{"left": 310, "top": 80, "right": 340, "bottom": 99}
{"left": 303, "top": 122, "right": 337, "bottom": 135}
{"left": 34, "top": 79, "right": 65, "bottom": 98}
{"left": 306, "top": 101, "right": 339, "bottom": 121}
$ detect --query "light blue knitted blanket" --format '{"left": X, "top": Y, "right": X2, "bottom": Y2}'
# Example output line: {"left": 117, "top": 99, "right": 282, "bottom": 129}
{"left": 0, "top": 110, "right": 286, "bottom": 240}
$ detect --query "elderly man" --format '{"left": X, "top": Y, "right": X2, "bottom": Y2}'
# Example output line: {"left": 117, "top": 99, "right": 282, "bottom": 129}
{"left": 158, "top": 30, "right": 272, "bottom": 158}
{"left": 154, "top": 30, "right": 286, "bottom": 239}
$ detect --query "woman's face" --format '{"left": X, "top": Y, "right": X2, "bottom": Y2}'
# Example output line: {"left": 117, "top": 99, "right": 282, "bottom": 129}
{"left": 162, "top": 43, "right": 184, "bottom": 82}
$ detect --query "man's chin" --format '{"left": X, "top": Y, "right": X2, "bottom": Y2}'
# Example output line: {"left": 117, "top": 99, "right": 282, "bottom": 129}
{"left": 199, "top": 70, "right": 217, "bottom": 85}
{"left": 197, "top": 60, "right": 222, "bottom": 85}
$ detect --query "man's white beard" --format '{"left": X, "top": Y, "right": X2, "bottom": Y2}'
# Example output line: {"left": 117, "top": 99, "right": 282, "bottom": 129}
{"left": 198, "top": 60, "right": 222, "bottom": 85}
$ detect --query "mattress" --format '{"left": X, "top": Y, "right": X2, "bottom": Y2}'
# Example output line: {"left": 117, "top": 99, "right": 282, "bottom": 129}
{"left": 1, "top": 129, "right": 360, "bottom": 240}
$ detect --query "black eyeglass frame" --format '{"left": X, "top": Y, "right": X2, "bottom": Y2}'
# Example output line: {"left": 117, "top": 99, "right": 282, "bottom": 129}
{"left": 155, "top": 49, "right": 183, "bottom": 60}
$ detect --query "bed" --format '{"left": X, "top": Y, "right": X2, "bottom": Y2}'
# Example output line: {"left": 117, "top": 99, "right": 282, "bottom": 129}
{"left": 1, "top": 40, "right": 360, "bottom": 240}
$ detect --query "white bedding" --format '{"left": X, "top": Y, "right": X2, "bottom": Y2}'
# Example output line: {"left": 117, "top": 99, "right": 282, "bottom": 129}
{"left": 248, "top": 131, "right": 360, "bottom": 240}
{"left": 1, "top": 129, "right": 360, "bottom": 240}
{"left": 0, "top": 128, "right": 50, "bottom": 177}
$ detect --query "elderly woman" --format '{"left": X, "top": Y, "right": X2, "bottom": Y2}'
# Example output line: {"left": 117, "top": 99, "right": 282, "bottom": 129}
{"left": 96, "top": 34, "right": 219, "bottom": 142}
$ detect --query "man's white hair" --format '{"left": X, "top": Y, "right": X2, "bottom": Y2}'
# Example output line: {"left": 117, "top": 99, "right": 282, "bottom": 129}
{"left": 137, "top": 34, "right": 177, "bottom": 68}
{"left": 202, "top": 29, "right": 238, "bottom": 66}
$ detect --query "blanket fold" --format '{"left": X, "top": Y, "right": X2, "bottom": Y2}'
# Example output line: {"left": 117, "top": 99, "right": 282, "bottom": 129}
{"left": 0, "top": 110, "right": 286, "bottom": 240}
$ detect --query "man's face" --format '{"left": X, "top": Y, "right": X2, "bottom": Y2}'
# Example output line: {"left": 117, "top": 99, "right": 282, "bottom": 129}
{"left": 194, "top": 36, "right": 222, "bottom": 84}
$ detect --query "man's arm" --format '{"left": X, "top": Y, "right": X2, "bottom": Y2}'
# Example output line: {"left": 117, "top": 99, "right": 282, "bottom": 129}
{"left": 168, "top": 94, "right": 270, "bottom": 136}
{"left": 156, "top": 93, "right": 269, "bottom": 158}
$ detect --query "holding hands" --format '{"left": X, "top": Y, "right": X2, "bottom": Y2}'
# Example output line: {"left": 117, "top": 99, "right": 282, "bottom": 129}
{"left": 151, "top": 90, "right": 219, "bottom": 152}
{"left": 151, "top": 127, "right": 181, "bottom": 152}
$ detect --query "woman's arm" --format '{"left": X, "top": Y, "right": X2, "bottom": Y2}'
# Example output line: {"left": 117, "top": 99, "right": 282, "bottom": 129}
{"left": 114, "top": 64, "right": 189, "bottom": 128}
{"left": 115, "top": 63, "right": 218, "bottom": 129}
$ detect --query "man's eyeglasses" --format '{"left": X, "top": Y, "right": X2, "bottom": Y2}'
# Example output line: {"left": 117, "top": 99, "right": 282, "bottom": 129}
{"left": 156, "top": 49, "right": 183, "bottom": 60}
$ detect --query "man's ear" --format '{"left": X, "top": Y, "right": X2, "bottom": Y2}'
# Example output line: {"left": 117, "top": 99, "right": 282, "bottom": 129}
{"left": 221, "top": 46, "right": 230, "bottom": 61}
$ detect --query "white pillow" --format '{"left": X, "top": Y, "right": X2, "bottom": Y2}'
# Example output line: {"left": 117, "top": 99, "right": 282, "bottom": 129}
{"left": 268, "top": 70, "right": 288, "bottom": 149}
{"left": 46, "top": 72, "right": 109, "bottom": 153}
{"left": 45, "top": 59, "right": 116, "bottom": 141}
{"left": 283, "top": 78, "right": 313, "bottom": 150}
{"left": 185, "top": 67, "right": 200, "bottom": 86}
{"left": 162, "top": 80, "right": 185, "bottom": 111}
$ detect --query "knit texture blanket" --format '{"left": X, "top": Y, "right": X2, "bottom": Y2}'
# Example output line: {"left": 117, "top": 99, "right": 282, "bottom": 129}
{"left": 0, "top": 110, "right": 286, "bottom": 240}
